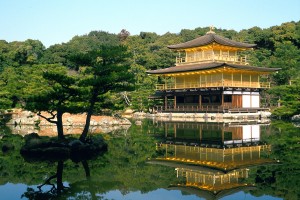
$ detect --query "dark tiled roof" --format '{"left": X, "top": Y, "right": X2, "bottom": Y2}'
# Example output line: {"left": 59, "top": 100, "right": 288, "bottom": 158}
{"left": 146, "top": 62, "right": 280, "bottom": 75}
{"left": 168, "top": 33, "right": 256, "bottom": 49}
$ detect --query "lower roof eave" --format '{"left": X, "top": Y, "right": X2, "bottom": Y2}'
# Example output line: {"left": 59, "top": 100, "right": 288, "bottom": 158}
{"left": 146, "top": 62, "right": 281, "bottom": 75}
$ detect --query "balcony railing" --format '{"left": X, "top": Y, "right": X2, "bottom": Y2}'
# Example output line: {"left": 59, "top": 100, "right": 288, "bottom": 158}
{"left": 156, "top": 80, "right": 270, "bottom": 90}
{"left": 176, "top": 54, "right": 248, "bottom": 65}
{"left": 155, "top": 105, "right": 270, "bottom": 113}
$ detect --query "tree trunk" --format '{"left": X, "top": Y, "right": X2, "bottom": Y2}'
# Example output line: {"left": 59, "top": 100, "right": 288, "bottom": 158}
{"left": 80, "top": 88, "right": 98, "bottom": 142}
{"left": 56, "top": 111, "right": 65, "bottom": 140}
{"left": 82, "top": 160, "right": 90, "bottom": 178}
{"left": 56, "top": 160, "right": 64, "bottom": 194}
{"left": 80, "top": 104, "right": 94, "bottom": 142}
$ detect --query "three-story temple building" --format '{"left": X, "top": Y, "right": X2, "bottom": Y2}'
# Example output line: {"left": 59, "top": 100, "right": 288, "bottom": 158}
{"left": 147, "top": 29, "right": 280, "bottom": 116}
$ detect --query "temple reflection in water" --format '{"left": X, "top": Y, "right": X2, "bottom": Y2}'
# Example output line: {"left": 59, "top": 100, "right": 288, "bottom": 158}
{"left": 159, "top": 122, "right": 264, "bottom": 148}
{"left": 150, "top": 122, "right": 275, "bottom": 199}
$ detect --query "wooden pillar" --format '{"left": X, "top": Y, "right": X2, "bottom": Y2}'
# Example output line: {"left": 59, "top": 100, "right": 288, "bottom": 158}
{"left": 199, "top": 95, "right": 202, "bottom": 108}
{"left": 241, "top": 73, "right": 243, "bottom": 86}
{"left": 199, "top": 126, "right": 202, "bottom": 145}
{"left": 227, "top": 50, "right": 229, "bottom": 60}
{"left": 222, "top": 71, "right": 224, "bottom": 87}
{"left": 221, "top": 93, "right": 224, "bottom": 107}
{"left": 200, "top": 74, "right": 202, "bottom": 87}
{"left": 174, "top": 96, "right": 177, "bottom": 109}
{"left": 164, "top": 96, "right": 167, "bottom": 110}
{"left": 222, "top": 129, "right": 224, "bottom": 144}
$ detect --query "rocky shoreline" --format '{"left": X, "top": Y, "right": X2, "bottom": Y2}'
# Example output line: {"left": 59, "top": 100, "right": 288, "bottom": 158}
{"left": 4, "top": 109, "right": 131, "bottom": 136}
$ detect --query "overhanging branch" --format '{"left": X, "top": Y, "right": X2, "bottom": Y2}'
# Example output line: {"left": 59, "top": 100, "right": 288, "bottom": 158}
{"left": 37, "top": 111, "right": 57, "bottom": 124}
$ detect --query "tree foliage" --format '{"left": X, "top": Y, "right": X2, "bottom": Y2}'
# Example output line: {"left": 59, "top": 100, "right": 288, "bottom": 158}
{"left": 1, "top": 21, "right": 300, "bottom": 118}
{"left": 250, "top": 121, "right": 300, "bottom": 199}
{"left": 21, "top": 64, "right": 82, "bottom": 139}
{"left": 72, "top": 44, "right": 134, "bottom": 140}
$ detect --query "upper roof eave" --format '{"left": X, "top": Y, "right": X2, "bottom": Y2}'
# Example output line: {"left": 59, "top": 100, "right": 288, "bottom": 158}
{"left": 167, "top": 33, "right": 256, "bottom": 50}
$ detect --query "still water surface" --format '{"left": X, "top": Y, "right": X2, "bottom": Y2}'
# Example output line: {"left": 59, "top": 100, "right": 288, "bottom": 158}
{"left": 0, "top": 119, "right": 299, "bottom": 200}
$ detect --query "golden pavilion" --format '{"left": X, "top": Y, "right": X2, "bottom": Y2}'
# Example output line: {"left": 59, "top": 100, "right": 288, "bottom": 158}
{"left": 147, "top": 28, "right": 280, "bottom": 113}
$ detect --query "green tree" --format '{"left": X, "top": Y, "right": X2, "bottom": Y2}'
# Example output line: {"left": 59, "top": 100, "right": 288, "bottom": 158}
{"left": 72, "top": 45, "right": 134, "bottom": 141}
{"left": 0, "top": 66, "right": 28, "bottom": 108}
{"left": 0, "top": 67, "right": 15, "bottom": 109}
{"left": 40, "top": 43, "right": 76, "bottom": 68}
{"left": 9, "top": 39, "right": 45, "bottom": 66}
{"left": 268, "top": 78, "right": 300, "bottom": 117}
{"left": 24, "top": 64, "right": 82, "bottom": 139}
{"left": 270, "top": 41, "right": 300, "bottom": 85}
{"left": 128, "top": 63, "right": 157, "bottom": 112}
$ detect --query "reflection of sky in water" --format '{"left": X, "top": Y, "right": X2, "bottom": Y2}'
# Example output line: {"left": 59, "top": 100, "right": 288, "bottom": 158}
{"left": 102, "top": 189, "right": 282, "bottom": 200}
{"left": 0, "top": 184, "right": 283, "bottom": 200}
{"left": 103, "top": 189, "right": 200, "bottom": 200}
{"left": 221, "top": 191, "right": 282, "bottom": 200}
{"left": 0, "top": 183, "right": 27, "bottom": 200}
{"left": 0, "top": 182, "right": 70, "bottom": 200}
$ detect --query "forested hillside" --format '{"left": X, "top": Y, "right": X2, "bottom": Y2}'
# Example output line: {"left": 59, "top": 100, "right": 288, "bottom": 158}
{"left": 0, "top": 21, "right": 299, "bottom": 117}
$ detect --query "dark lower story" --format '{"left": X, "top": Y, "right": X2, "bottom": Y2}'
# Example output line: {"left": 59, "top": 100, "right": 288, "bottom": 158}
{"left": 151, "top": 89, "right": 269, "bottom": 113}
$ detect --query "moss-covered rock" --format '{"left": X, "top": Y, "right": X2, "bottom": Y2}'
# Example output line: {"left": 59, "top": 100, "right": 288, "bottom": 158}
{"left": 20, "top": 133, "right": 107, "bottom": 162}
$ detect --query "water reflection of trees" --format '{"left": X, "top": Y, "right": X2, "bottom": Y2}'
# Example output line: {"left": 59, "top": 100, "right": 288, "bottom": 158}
{"left": 1, "top": 120, "right": 299, "bottom": 199}
{"left": 249, "top": 121, "right": 300, "bottom": 200}
{"left": 21, "top": 160, "right": 93, "bottom": 200}
{"left": 0, "top": 126, "right": 177, "bottom": 199}
{"left": 22, "top": 160, "right": 66, "bottom": 199}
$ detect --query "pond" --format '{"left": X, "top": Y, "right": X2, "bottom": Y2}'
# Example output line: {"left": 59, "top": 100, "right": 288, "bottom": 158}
{"left": 0, "top": 119, "right": 299, "bottom": 200}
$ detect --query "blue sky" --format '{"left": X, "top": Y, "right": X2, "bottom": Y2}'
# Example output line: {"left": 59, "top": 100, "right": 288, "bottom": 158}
{"left": 0, "top": 0, "right": 299, "bottom": 47}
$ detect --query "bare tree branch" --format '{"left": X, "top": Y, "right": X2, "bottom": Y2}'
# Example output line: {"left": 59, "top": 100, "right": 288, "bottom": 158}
{"left": 37, "top": 174, "right": 57, "bottom": 190}
{"left": 37, "top": 111, "right": 57, "bottom": 124}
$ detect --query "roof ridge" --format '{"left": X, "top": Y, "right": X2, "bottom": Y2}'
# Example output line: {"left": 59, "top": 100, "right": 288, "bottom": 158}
{"left": 168, "top": 33, "right": 256, "bottom": 49}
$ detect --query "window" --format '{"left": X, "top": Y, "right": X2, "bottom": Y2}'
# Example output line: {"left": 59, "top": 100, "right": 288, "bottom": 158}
{"left": 224, "top": 95, "right": 232, "bottom": 103}
{"left": 201, "top": 95, "right": 222, "bottom": 104}
{"left": 224, "top": 131, "right": 232, "bottom": 140}
{"left": 201, "top": 95, "right": 210, "bottom": 103}
{"left": 176, "top": 95, "right": 199, "bottom": 104}
{"left": 211, "top": 95, "right": 221, "bottom": 103}
{"left": 185, "top": 95, "right": 199, "bottom": 103}
{"left": 176, "top": 96, "right": 184, "bottom": 103}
